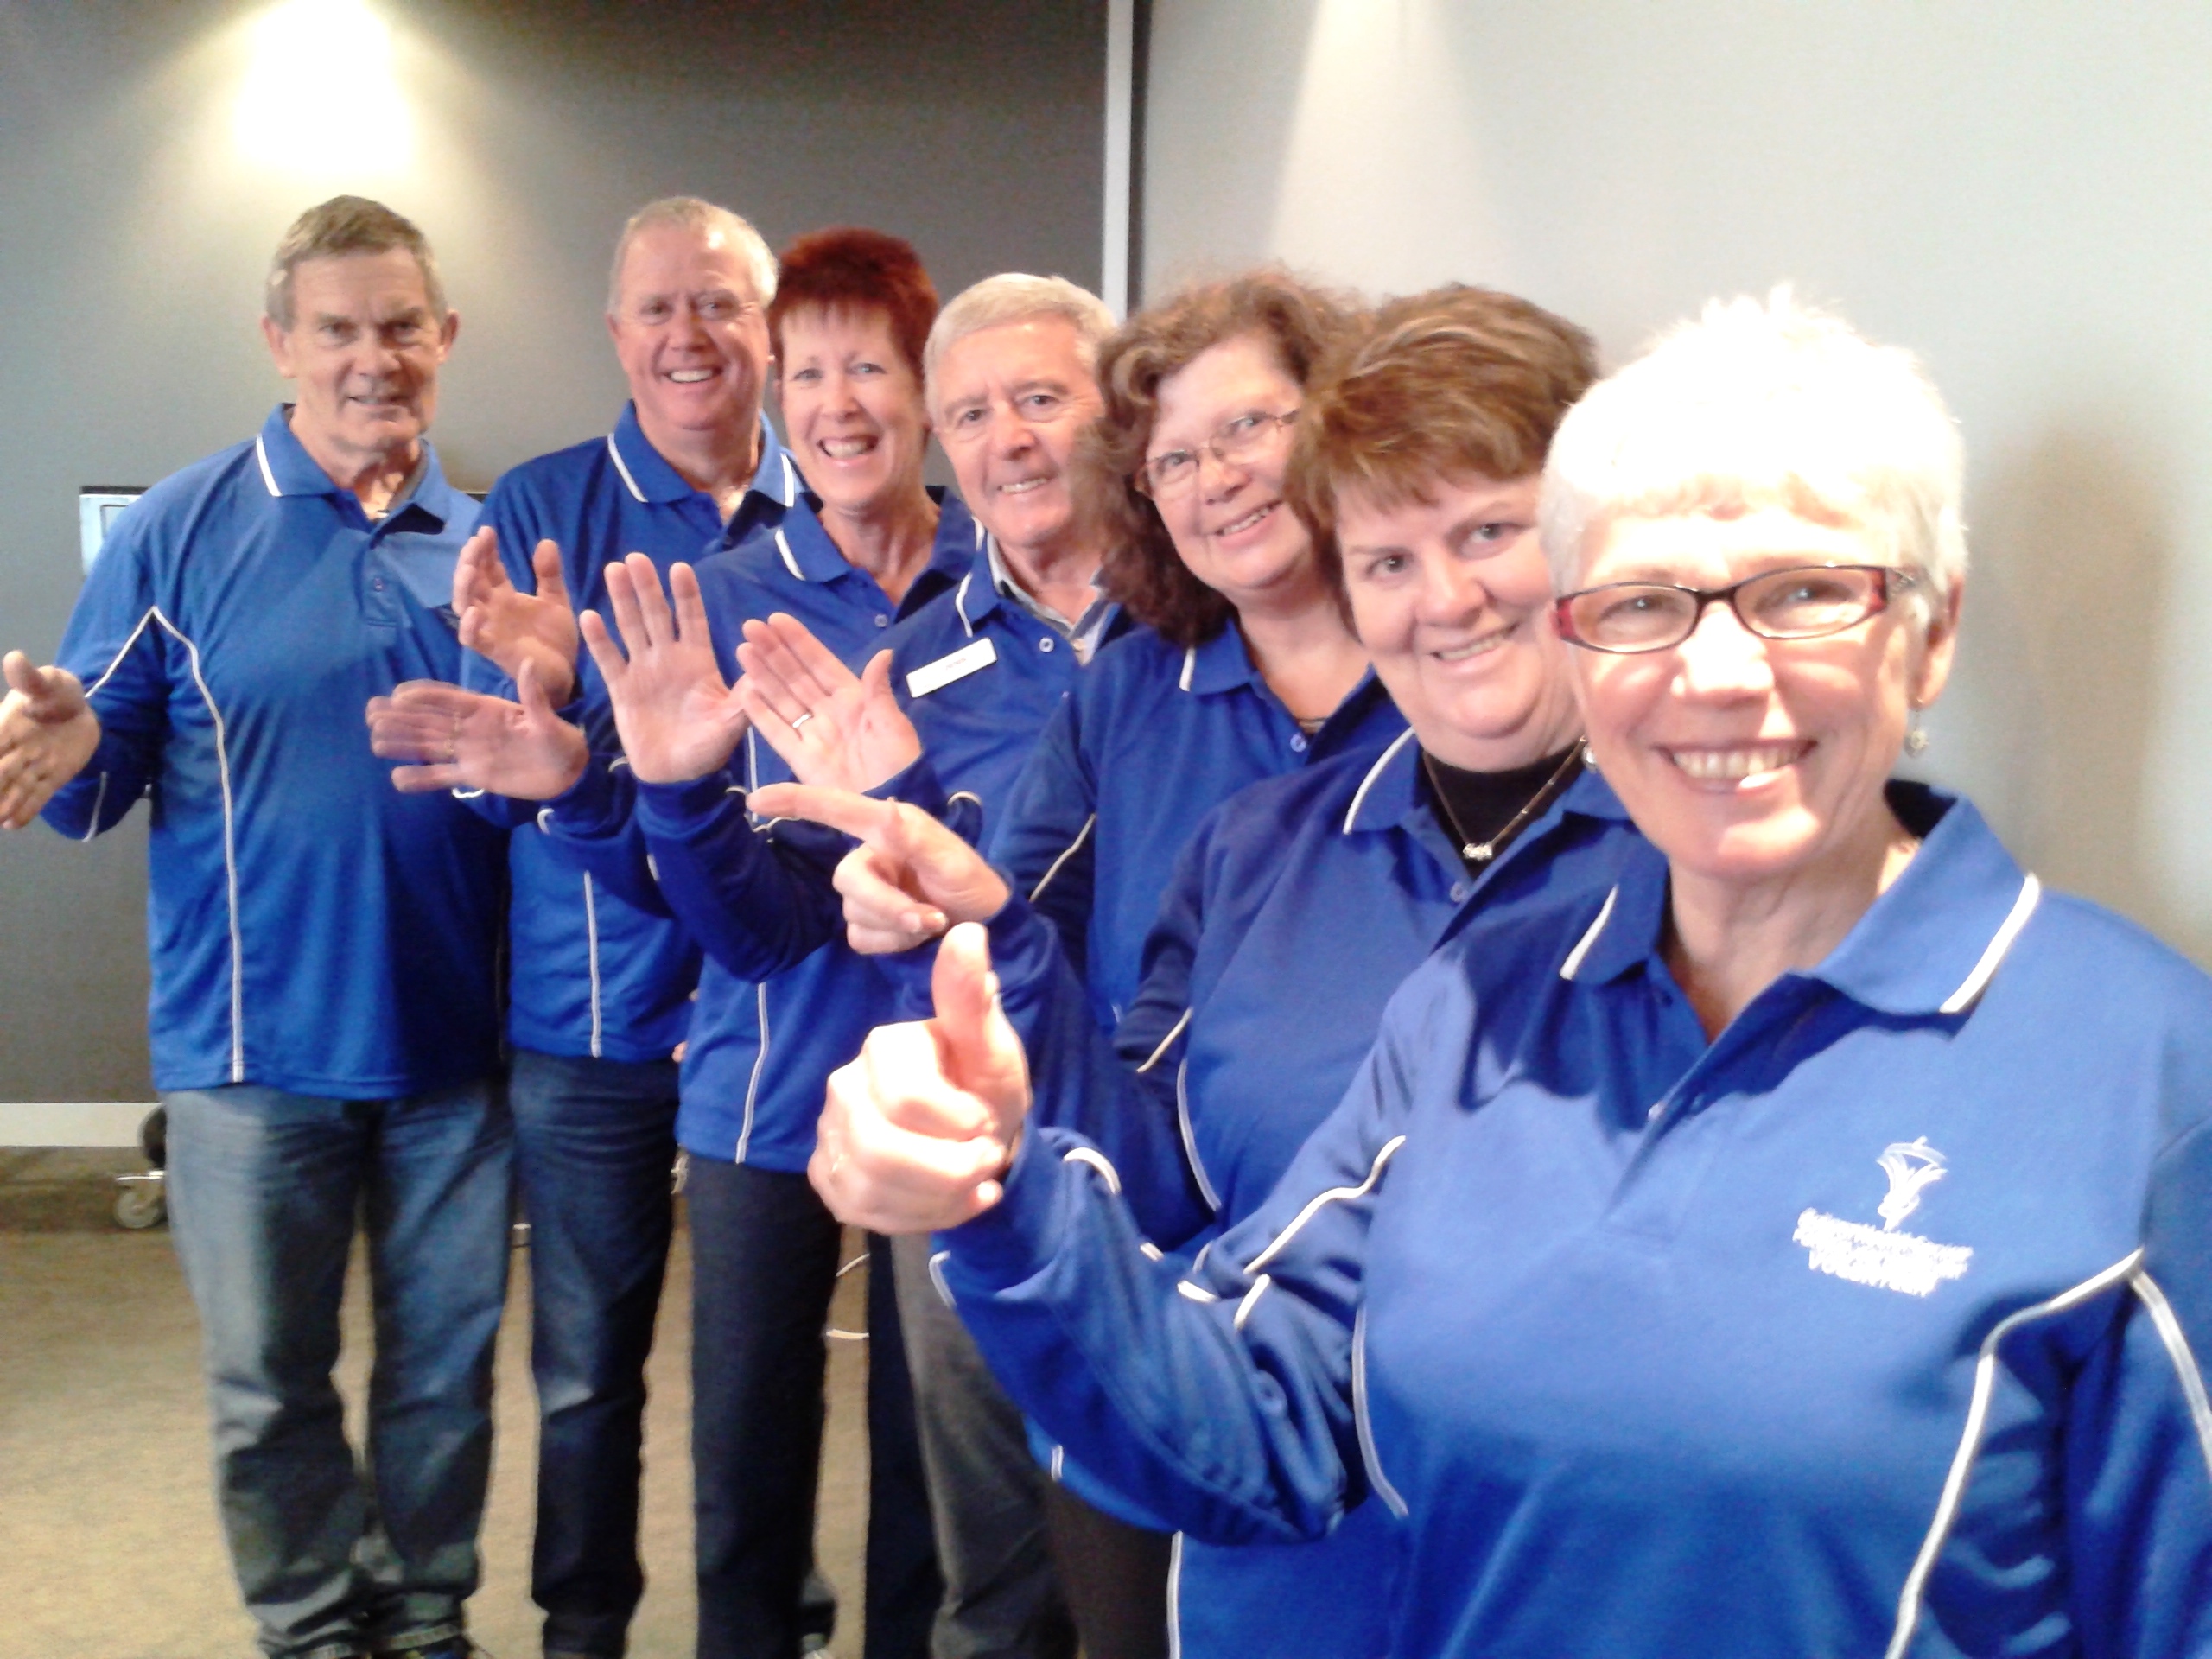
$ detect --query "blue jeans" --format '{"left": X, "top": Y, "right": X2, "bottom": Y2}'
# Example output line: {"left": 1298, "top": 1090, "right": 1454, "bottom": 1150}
{"left": 162, "top": 1078, "right": 511, "bottom": 1659}
{"left": 508, "top": 1048, "right": 681, "bottom": 1659}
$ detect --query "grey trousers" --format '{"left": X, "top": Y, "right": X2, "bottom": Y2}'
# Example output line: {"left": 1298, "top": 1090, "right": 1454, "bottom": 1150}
{"left": 891, "top": 1232, "right": 1076, "bottom": 1659}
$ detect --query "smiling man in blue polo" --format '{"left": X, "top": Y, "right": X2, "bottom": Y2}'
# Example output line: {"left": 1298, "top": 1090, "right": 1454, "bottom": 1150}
{"left": 0, "top": 197, "right": 506, "bottom": 1659}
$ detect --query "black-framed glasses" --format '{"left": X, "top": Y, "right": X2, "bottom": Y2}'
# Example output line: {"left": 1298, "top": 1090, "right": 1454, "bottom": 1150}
{"left": 1136, "top": 409, "right": 1299, "bottom": 498}
{"left": 1553, "top": 564, "right": 1920, "bottom": 654}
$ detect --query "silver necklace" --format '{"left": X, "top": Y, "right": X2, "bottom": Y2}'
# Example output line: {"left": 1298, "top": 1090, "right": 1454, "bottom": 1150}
{"left": 1421, "top": 740, "right": 1586, "bottom": 867}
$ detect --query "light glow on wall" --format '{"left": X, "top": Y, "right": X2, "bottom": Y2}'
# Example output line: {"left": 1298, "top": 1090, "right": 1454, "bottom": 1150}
{"left": 233, "top": 0, "right": 410, "bottom": 174}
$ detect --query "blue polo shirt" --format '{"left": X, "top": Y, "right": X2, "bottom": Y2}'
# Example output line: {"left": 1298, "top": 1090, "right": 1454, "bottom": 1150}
{"left": 989, "top": 621, "right": 1403, "bottom": 1031}
{"left": 461, "top": 402, "right": 760, "bottom": 1063}
{"left": 41, "top": 405, "right": 505, "bottom": 1098}
{"left": 960, "top": 738, "right": 1634, "bottom": 1657}
{"left": 940, "top": 785, "right": 2212, "bottom": 1659}
{"left": 540, "top": 491, "right": 974, "bottom": 1167}
{"left": 887, "top": 536, "right": 1131, "bottom": 843}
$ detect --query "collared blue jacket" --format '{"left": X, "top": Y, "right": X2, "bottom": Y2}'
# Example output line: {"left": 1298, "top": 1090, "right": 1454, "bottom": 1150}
{"left": 989, "top": 621, "right": 1404, "bottom": 1031}
{"left": 939, "top": 785, "right": 2212, "bottom": 1659}
{"left": 460, "top": 403, "right": 761, "bottom": 1062}
{"left": 42, "top": 406, "right": 505, "bottom": 1098}
{"left": 540, "top": 490, "right": 974, "bottom": 1168}
{"left": 953, "top": 736, "right": 1634, "bottom": 1657}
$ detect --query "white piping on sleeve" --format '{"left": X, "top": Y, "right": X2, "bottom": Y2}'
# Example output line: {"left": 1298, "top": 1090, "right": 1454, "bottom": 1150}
{"left": 1028, "top": 814, "right": 1096, "bottom": 902}
{"left": 2130, "top": 1268, "right": 2212, "bottom": 1484}
{"left": 582, "top": 873, "right": 604, "bottom": 1058}
{"left": 927, "top": 1248, "right": 956, "bottom": 1308}
{"left": 118, "top": 610, "right": 245, "bottom": 1082}
{"left": 1061, "top": 1146, "right": 1122, "bottom": 1193}
{"left": 1244, "top": 1135, "right": 1407, "bottom": 1277}
{"left": 1938, "top": 874, "right": 2042, "bottom": 1014}
{"left": 1166, "top": 1533, "right": 1185, "bottom": 1659}
{"left": 1353, "top": 1306, "right": 1408, "bottom": 1516}
{"left": 79, "top": 772, "right": 110, "bottom": 842}
{"left": 1175, "top": 1059, "right": 1223, "bottom": 1213}
{"left": 605, "top": 434, "right": 647, "bottom": 503}
{"left": 1342, "top": 728, "right": 1417, "bottom": 833}
{"left": 734, "top": 982, "right": 768, "bottom": 1164}
{"left": 1232, "top": 1274, "right": 1272, "bottom": 1331}
{"left": 1178, "top": 647, "right": 1195, "bottom": 692}
{"left": 1175, "top": 1280, "right": 1218, "bottom": 1304}
{"left": 254, "top": 435, "right": 282, "bottom": 496}
{"left": 1884, "top": 1249, "right": 2144, "bottom": 1659}
{"left": 1135, "top": 1007, "right": 1190, "bottom": 1075}
{"left": 1559, "top": 887, "right": 1619, "bottom": 981}
{"left": 775, "top": 527, "right": 804, "bottom": 581}
{"left": 1049, "top": 1443, "right": 1065, "bottom": 1483}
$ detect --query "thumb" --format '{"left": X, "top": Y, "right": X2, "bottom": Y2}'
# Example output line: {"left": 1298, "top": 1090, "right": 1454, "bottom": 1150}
{"left": 3, "top": 650, "right": 46, "bottom": 699}
{"left": 930, "top": 923, "right": 1028, "bottom": 1128}
{"left": 532, "top": 538, "right": 572, "bottom": 607}
{"left": 516, "top": 658, "right": 553, "bottom": 722}
{"left": 859, "top": 649, "right": 895, "bottom": 702}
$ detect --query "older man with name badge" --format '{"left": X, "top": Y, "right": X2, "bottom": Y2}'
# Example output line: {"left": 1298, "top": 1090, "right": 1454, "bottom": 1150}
{"left": 0, "top": 197, "right": 508, "bottom": 1659}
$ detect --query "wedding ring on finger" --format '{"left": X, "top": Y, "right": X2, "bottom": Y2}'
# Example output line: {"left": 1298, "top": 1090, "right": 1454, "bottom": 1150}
{"left": 790, "top": 711, "right": 814, "bottom": 731}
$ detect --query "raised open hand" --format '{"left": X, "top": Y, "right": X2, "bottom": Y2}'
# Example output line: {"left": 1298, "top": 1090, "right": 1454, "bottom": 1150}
{"left": 0, "top": 651, "right": 101, "bottom": 830}
{"left": 578, "top": 556, "right": 748, "bottom": 785}
{"left": 811, "top": 923, "right": 1031, "bottom": 1231}
{"left": 366, "top": 660, "right": 588, "bottom": 799}
{"left": 454, "top": 525, "right": 581, "bottom": 701}
{"left": 744, "top": 780, "right": 1011, "bottom": 953}
{"left": 735, "top": 613, "right": 921, "bottom": 792}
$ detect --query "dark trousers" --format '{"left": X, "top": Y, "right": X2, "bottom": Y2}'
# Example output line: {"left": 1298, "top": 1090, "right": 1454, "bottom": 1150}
{"left": 1039, "top": 1484, "right": 1171, "bottom": 1659}
{"left": 509, "top": 1048, "right": 681, "bottom": 1658}
{"left": 689, "top": 1158, "right": 940, "bottom": 1659}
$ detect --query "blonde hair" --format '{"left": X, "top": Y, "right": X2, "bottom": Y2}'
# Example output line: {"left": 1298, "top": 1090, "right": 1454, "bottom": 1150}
{"left": 266, "top": 196, "right": 443, "bottom": 327}
{"left": 607, "top": 197, "right": 777, "bottom": 314}
{"left": 922, "top": 273, "right": 1115, "bottom": 412}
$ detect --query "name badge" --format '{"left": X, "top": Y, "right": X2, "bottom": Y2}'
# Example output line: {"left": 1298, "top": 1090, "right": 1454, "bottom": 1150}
{"left": 906, "top": 636, "right": 997, "bottom": 698}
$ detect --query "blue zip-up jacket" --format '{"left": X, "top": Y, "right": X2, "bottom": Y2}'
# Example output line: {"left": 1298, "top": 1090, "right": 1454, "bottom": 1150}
{"left": 539, "top": 492, "right": 974, "bottom": 1167}
{"left": 460, "top": 403, "right": 749, "bottom": 1062}
{"left": 938, "top": 786, "right": 2212, "bottom": 1659}
{"left": 41, "top": 406, "right": 505, "bottom": 1097}
{"left": 988, "top": 620, "right": 1403, "bottom": 1031}
{"left": 941, "top": 739, "right": 1635, "bottom": 1656}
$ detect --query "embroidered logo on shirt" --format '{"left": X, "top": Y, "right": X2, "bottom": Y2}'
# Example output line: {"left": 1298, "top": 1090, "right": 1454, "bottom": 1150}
{"left": 1794, "top": 1138, "right": 1973, "bottom": 1298}
{"left": 906, "top": 636, "right": 998, "bottom": 698}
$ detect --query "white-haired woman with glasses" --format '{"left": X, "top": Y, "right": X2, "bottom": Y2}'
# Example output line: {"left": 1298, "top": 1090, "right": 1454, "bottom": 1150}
{"left": 798, "top": 291, "right": 2212, "bottom": 1659}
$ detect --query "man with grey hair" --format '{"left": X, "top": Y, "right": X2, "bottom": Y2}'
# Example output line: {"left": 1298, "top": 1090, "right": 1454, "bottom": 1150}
{"left": 866, "top": 271, "right": 1122, "bottom": 1659}
{"left": 0, "top": 196, "right": 507, "bottom": 1659}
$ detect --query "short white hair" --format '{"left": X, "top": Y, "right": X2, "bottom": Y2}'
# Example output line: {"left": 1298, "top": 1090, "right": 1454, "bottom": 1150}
{"left": 1540, "top": 289, "right": 1967, "bottom": 607}
{"left": 923, "top": 273, "right": 1116, "bottom": 411}
{"left": 607, "top": 197, "right": 777, "bottom": 314}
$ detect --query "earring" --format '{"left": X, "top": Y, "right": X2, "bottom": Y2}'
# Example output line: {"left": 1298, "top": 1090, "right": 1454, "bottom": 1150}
{"left": 1903, "top": 708, "right": 1929, "bottom": 757}
{"left": 1579, "top": 735, "right": 1599, "bottom": 774}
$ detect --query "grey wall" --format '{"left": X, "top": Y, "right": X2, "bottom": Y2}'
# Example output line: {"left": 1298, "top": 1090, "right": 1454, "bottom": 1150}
{"left": 1143, "top": 0, "right": 2212, "bottom": 967}
{"left": 0, "top": 0, "right": 1106, "bottom": 1100}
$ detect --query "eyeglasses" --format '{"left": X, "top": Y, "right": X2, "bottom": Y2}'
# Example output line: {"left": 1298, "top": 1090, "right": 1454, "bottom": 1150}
{"left": 1553, "top": 564, "right": 1919, "bottom": 654}
{"left": 1136, "top": 409, "right": 1299, "bottom": 498}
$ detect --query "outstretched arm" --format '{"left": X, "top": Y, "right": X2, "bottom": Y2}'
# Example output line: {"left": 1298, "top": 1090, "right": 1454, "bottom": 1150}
{"left": 453, "top": 524, "right": 581, "bottom": 702}
{"left": 814, "top": 922, "right": 1389, "bottom": 1546}
{"left": 366, "top": 660, "right": 588, "bottom": 801}
{"left": 0, "top": 652, "right": 101, "bottom": 830}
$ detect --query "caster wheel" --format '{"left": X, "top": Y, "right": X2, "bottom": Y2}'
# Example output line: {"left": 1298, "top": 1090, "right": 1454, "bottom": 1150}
{"left": 116, "top": 1183, "right": 168, "bottom": 1230}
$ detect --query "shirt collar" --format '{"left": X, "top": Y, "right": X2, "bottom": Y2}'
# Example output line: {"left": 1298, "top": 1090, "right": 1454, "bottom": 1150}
{"left": 1180, "top": 622, "right": 1263, "bottom": 696}
{"left": 254, "top": 404, "right": 460, "bottom": 527}
{"left": 607, "top": 402, "right": 717, "bottom": 505}
{"left": 710, "top": 414, "right": 803, "bottom": 549}
{"left": 1558, "top": 782, "right": 2042, "bottom": 1017}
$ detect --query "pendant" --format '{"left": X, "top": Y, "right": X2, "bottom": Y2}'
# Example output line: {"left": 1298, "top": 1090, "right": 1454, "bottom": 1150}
{"left": 1465, "top": 843, "right": 1495, "bottom": 863}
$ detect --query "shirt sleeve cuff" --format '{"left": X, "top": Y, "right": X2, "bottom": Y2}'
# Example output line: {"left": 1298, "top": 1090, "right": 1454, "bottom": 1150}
{"left": 940, "top": 1122, "right": 1066, "bottom": 1287}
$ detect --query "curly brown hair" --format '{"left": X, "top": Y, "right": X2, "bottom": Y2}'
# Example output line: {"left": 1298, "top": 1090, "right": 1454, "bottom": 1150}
{"left": 1284, "top": 286, "right": 1600, "bottom": 613}
{"left": 1077, "top": 270, "right": 1361, "bottom": 647}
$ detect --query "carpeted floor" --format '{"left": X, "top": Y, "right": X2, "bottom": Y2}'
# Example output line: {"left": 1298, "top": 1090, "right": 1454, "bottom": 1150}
{"left": 0, "top": 1149, "right": 873, "bottom": 1659}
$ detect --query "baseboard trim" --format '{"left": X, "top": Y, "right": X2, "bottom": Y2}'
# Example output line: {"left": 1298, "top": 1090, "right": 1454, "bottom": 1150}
{"left": 0, "top": 1102, "right": 157, "bottom": 1147}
